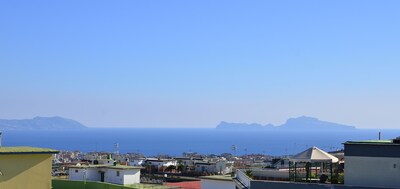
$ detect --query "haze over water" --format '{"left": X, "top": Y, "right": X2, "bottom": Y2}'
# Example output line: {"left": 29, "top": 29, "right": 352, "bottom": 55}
{"left": 3, "top": 128, "right": 398, "bottom": 156}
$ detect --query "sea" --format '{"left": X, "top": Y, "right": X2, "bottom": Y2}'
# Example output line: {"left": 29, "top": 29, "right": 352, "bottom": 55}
{"left": 2, "top": 128, "right": 399, "bottom": 156}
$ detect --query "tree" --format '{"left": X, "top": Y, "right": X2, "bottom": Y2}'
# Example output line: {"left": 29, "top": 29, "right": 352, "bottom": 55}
{"left": 245, "top": 170, "right": 253, "bottom": 178}
{"left": 165, "top": 165, "right": 176, "bottom": 172}
{"left": 177, "top": 164, "right": 185, "bottom": 173}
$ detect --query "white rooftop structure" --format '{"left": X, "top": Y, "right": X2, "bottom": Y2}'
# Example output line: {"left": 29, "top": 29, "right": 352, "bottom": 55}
{"left": 290, "top": 146, "right": 339, "bottom": 163}
{"left": 69, "top": 164, "right": 142, "bottom": 185}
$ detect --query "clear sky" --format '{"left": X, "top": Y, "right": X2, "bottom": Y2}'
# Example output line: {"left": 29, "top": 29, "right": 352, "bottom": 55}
{"left": 1, "top": 1, "right": 399, "bottom": 128}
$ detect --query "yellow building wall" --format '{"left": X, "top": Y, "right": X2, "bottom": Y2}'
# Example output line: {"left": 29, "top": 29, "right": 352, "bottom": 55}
{"left": 0, "top": 154, "right": 53, "bottom": 189}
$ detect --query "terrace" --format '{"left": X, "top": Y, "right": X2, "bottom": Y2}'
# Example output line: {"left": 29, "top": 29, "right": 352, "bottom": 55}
{"left": 52, "top": 179, "right": 179, "bottom": 189}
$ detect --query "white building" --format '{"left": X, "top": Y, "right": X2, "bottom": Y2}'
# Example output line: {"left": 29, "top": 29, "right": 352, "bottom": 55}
{"left": 144, "top": 158, "right": 177, "bottom": 171}
{"left": 175, "top": 157, "right": 204, "bottom": 166}
{"left": 200, "top": 175, "right": 235, "bottom": 189}
{"left": 69, "top": 164, "right": 142, "bottom": 185}
{"left": 96, "top": 158, "right": 114, "bottom": 165}
{"left": 129, "top": 158, "right": 145, "bottom": 166}
{"left": 344, "top": 139, "right": 400, "bottom": 189}
{"left": 195, "top": 160, "right": 234, "bottom": 174}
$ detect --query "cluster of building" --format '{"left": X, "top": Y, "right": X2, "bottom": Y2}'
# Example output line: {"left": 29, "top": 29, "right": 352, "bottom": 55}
{"left": 234, "top": 138, "right": 400, "bottom": 189}
{"left": 2, "top": 128, "right": 400, "bottom": 189}
{"left": 53, "top": 150, "right": 235, "bottom": 176}
{"left": 139, "top": 156, "right": 234, "bottom": 175}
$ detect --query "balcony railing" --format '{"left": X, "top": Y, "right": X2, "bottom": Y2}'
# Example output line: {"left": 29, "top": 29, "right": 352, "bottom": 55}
{"left": 235, "top": 169, "right": 251, "bottom": 188}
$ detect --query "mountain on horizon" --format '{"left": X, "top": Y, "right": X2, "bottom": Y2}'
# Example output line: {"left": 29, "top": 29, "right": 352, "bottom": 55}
{"left": 216, "top": 116, "right": 356, "bottom": 130}
{"left": 0, "top": 116, "right": 87, "bottom": 130}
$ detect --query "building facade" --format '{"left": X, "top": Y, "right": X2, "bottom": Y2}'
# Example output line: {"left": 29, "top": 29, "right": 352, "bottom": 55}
{"left": 344, "top": 140, "right": 400, "bottom": 189}
{"left": 0, "top": 146, "right": 59, "bottom": 189}
{"left": 69, "top": 164, "right": 142, "bottom": 185}
{"left": 195, "top": 160, "right": 234, "bottom": 174}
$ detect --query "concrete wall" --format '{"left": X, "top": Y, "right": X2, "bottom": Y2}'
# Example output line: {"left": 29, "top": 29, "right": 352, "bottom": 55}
{"left": 86, "top": 168, "right": 101, "bottom": 181}
{"left": 98, "top": 159, "right": 113, "bottom": 165}
{"left": 69, "top": 168, "right": 86, "bottom": 181}
{"left": 70, "top": 168, "right": 102, "bottom": 182}
{"left": 345, "top": 156, "right": 400, "bottom": 189}
{"left": 252, "top": 168, "right": 289, "bottom": 179}
{"left": 69, "top": 167, "right": 140, "bottom": 185}
{"left": 201, "top": 179, "right": 235, "bottom": 189}
{"left": 122, "top": 169, "right": 140, "bottom": 185}
{"left": 0, "top": 154, "right": 53, "bottom": 189}
{"left": 250, "top": 180, "right": 386, "bottom": 189}
{"left": 236, "top": 169, "right": 251, "bottom": 188}
{"left": 105, "top": 169, "right": 123, "bottom": 185}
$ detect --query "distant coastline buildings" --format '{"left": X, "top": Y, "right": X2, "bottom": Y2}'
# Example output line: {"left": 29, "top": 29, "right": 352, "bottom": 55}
{"left": 2, "top": 125, "right": 400, "bottom": 189}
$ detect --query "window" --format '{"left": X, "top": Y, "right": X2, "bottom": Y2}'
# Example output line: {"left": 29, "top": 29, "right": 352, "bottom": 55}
{"left": 394, "top": 164, "right": 397, "bottom": 168}
{"left": 116, "top": 171, "right": 120, "bottom": 177}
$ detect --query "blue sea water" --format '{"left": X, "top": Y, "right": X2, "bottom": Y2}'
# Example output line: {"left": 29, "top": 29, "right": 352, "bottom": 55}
{"left": 2, "top": 128, "right": 399, "bottom": 156}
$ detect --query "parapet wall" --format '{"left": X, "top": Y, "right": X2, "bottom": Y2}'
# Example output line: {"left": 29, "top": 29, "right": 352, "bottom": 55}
{"left": 250, "top": 180, "right": 388, "bottom": 189}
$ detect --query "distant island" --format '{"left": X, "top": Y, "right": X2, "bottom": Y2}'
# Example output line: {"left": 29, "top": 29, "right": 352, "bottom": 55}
{"left": 216, "top": 116, "right": 356, "bottom": 130}
{"left": 0, "top": 116, "right": 87, "bottom": 130}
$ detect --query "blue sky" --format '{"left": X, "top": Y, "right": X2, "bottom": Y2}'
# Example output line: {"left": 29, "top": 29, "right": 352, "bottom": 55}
{"left": 1, "top": 1, "right": 399, "bottom": 128}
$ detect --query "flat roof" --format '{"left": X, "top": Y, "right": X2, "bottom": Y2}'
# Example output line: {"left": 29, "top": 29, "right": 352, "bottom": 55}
{"left": 0, "top": 146, "right": 59, "bottom": 154}
{"left": 106, "top": 165, "right": 143, "bottom": 170}
{"left": 344, "top": 140, "right": 398, "bottom": 145}
{"left": 200, "top": 175, "right": 233, "bottom": 181}
{"left": 53, "top": 179, "right": 179, "bottom": 189}
{"left": 70, "top": 164, "right": 143, "bottom": 170}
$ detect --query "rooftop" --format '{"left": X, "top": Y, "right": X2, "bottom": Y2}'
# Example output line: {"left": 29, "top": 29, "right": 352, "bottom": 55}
{"left": 106, "top": 165, "right": 144, "bottom": 170}
{"left": 69, "top": 164, "right": 143, "bottom": 170}
{"left": 53, "top": 179, "right": 178, "bottom": 189}
{"left": 344, "top": 140, "right": 399, "bottom": 145}
{"left": 200, "top": 175, "right": 233, "bottom": 181}
{"left": 0, "top": 146, "right": 59, "bottom": 154}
